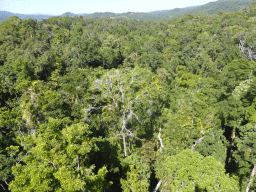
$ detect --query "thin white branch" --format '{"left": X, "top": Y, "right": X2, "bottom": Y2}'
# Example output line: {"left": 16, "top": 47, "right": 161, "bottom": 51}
{"left": 52, "top": 161, "right": 56, "bottom": 168}
{"left": 16, "top": 152, "right": 29, "bottom": 165}
{"left": 158, "top": 128, "right": 164, "bottom": 153}
{"left": 77, "top": 154, "right": 80, "bottom": 170}
{"left": 132, "top": 111, "right": 144, "bottom": 124}
{"left": 246, "top": 163, "right": 256, "bottom": 192}
{"left": 153, "top": 180, "right": 162, "bottom": 192}
{"left": 0, "top": 184, "right": 6, "bottom": 191}
{"left": 132, "top": 90, "right": 149, "bottom": 105}
{"left": 126, "top": 129, "right": 135, "bottom": 137}
{"left": 127, "top": 110, "right": 133, "bottom": 121}
{"left": 191, "top": 137, "right": 204, "bottom": 151}
{"left": 123, "top": 135, "right": 127, "bottom": 157}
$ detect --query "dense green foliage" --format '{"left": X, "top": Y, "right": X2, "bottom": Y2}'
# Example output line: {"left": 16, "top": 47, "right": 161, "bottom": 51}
{"left": 155, "top": 149, "right": 239, "bottom": 191}
{"left": 1, "top": 1, "right": 256, "bottom": 191}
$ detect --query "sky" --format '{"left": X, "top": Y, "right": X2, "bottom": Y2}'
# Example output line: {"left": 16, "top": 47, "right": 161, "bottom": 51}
{"left": 0, "top": 0, "right": 218, "bottom": 15}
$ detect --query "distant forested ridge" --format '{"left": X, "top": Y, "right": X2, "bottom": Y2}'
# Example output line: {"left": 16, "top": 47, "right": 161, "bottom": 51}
{"left": 0, "top": 0, "right": 255, "bottom": 24}
{"left": 0, "top": 17, "right": 9, "bottom": 24}
{"left": 1, "top": 1, "right": 256, "bottom": 192}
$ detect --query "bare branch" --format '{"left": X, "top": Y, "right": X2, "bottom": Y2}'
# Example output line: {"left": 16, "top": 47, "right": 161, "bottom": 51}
{"left": 191, "top": 137, "right": 204, "bottom": 151}
{"left": 16, "top": 152, "right": 29, "bottom": 165}
{"left": 153, "top": 180, "right": 162, "bottom": 192}
{"left": 0, "top": 184, "right": 6, "bottom": 191}
{"left": 158, "top": 128, "right": 164, "bottom": 153}
{"left": 123, "top": 135, "right": 127, "bottom": 157}
{"left": 77, "top": 154, "right": 80, "bottom": 170}
{"left": 246, "top": 164, "right": 256, "bottom": 192}
{"left": 132, "top": 111, "right": 144, "bottom": 124}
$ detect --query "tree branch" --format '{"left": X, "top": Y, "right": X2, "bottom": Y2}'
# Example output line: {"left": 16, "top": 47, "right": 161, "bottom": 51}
{"left": 123, "top": 135, "right": 127, "bottom": 157}
{"left": 0, "top": 184, "right": 6, "bottom": 191}
{"left": 158, "top": 128, "right": 164, "bottom": 153}
{"left": 153, "top": 180, "right": 162, "bottom": 192}
{"left": 16, "top": 152, "right": 29, "bottom": 165}
{"left": 246, "top": 163, "right": 256, "bottom": 192}
{"left": 191, "top": 137, "right": 204, "bottom": 151}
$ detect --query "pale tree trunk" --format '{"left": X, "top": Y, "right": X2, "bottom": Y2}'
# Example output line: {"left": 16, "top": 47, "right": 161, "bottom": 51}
{"left": 246, "top": 164, "right": 256, "bottom": 192}
{"left": 154, "top": 129, "right": 164, "bottom": 192}
{"left": 153, "top": 180, "right": 162, "bottom": 192}
{"left": 191, "top": 137, "right": 204, "bottom": 151}
{"left": 123, "top": 135, "right": 127, "bottom": 157}
{"left": 158, "top": 128, "right": 164, "bottom": 153}
{"left": 122, "top": 116, "right": 127, "bottom": 157}
{"left": 227, "top": 127, "right": 237, "bottom": 165}
{"left": 77, "top": 154, "right": 80, "bottom": 170}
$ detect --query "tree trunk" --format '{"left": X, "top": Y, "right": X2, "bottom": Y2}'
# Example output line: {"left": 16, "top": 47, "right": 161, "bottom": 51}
{"left": 158, "top": 128, "right": 164, "bottom": 153}
{"left": 191, "top": 137, "right": 204, "bottom": 151}
{"left": 129, "top": 141, "right": 131, "bottom": 153}
{"left": 227, "top": 127, "right": 236, "bottom": 165}
{"left": 246, "top": 163, "right": 256, "bottom": 192}
{"left": 77, "top": 154, "right": 80, "bottom": 170}
{"left": 153, "top": 180, "right": 162, "bottom": 192}
{"left": 123, "top": 135, "right": 127, "bottom": 157}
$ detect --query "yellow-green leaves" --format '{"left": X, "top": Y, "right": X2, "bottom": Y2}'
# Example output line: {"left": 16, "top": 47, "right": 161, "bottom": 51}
{"left": 121, "top": 153, "right": 151, "bottom": 192}
{"left": 9, "top": 119, "right": 108, "bottom": 192}
{"left": 121, "top": 165, "right": 149, "bottom": 192}
{"left": 155, "top": 150, "right": 239, "bottom": 191}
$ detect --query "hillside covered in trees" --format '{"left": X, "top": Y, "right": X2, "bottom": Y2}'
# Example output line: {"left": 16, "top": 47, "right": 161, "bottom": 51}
{"left": 1, "top": 1, "right": 256, "bottom": 192}
{"left": 85, "top": 0, "right": 256, "bottom": 21}
{"left": 0, "top": 0, "right": 255, "bottom": 23}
